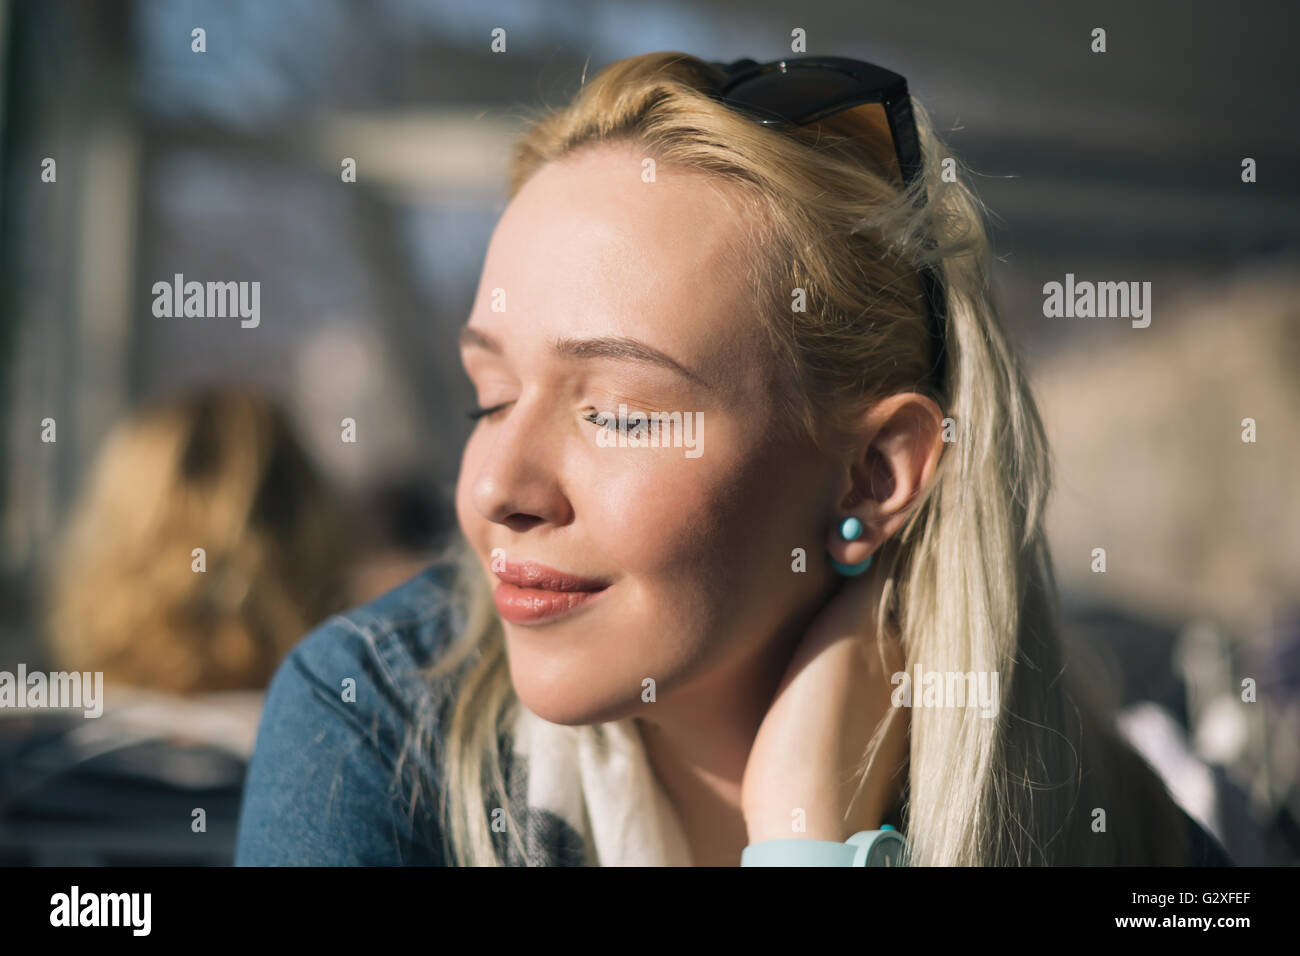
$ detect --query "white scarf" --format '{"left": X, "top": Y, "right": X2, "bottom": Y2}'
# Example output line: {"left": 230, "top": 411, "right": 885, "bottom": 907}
{"left": 508, "top": 703, "right": 694, "bottom": 866}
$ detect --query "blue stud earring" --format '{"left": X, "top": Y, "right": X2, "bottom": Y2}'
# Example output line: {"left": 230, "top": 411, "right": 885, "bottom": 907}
{"left": 830, "top": 516, "right": 874, "bottom": 576}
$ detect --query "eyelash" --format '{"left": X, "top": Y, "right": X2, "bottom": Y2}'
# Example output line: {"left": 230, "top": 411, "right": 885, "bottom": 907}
{"left": 465, "top": 403, "right": 653, "bottom": 435}
{"left": 466, "top": 402, "right": 510, "bottom": 421}
{"left": 583, "top": 409, "right": 655, "bottom": 435}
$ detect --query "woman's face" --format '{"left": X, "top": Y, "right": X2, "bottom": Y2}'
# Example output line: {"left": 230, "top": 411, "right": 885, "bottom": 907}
{"left": 456, "top": 140, "right": 839, "bottom": 726}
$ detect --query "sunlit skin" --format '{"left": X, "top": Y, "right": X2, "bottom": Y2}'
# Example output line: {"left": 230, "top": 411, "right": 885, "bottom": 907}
{"left": 456, "top": 140, "right": 944, "bottom": 865}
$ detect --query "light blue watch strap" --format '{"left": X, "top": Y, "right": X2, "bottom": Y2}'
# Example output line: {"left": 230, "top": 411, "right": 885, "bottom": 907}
{"left": 740, "top": 826, "right": 907, "bottom": 866}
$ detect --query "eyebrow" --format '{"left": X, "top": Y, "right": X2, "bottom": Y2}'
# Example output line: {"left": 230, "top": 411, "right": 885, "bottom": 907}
{"left": 458, "top": 324, "right": 711, "bottom": 389}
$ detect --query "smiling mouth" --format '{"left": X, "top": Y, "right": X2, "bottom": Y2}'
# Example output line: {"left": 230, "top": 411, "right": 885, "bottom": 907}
{"left": 491, "top": 559, "right": 610, "bottom": 625}
{"left": 492, "top": 559, "right": 609, "bottom": 591}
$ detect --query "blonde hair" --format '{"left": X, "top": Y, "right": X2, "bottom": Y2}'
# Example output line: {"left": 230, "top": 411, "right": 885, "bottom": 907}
{"left": 415, "top": 51, "right": 1192, "bottom": 865}
{"left": 47, "top": 387, "right": 353, "bottom": 693}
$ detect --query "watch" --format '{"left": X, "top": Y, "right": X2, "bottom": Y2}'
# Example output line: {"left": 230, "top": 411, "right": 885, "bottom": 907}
{"left": 740, "top": 825, "right": 908, "bottom": 867}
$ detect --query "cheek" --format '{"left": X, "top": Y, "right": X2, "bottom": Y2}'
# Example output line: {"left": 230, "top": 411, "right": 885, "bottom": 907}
{"left": 618, "top": 440, "right": 828, "bottom": 617}
{"left": 586, "top": 451, "right": 812, "bottom": 654}
{"left": 581, "top": 451, "right": 739, "bottom": 579}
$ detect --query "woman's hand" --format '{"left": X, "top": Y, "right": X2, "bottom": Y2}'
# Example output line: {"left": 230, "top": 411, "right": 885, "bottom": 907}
{"left": 740, "top": 570, "right": 909, "bottom": 844}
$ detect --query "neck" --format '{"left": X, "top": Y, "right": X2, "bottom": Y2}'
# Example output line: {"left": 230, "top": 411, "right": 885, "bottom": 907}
{"left": 635, "top": 622, "right": 802, "bottom": 867}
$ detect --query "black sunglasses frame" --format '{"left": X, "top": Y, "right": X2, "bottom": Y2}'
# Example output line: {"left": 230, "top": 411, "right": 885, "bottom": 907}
{"left": 706, "top": 55, "right": 949, "bottom": 391}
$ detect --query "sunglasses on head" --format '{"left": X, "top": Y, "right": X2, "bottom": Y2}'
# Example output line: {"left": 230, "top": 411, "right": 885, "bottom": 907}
{"left": 705, "top": 55, "right": 949, "bottom": 390}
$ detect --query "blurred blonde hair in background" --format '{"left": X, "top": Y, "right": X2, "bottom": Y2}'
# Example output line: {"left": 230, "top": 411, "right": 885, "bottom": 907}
{"left": 45, "top": 387, "right": 354, "bottom": 694}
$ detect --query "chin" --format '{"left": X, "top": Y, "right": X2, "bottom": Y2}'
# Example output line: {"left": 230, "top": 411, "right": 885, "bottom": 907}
{"left": 506, "top": 657, "right": 636, "bottom": 727}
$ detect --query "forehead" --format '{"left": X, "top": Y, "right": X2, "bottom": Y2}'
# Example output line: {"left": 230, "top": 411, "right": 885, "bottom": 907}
{"left": 475, "top": 141, "right": 769, "bottom": 375}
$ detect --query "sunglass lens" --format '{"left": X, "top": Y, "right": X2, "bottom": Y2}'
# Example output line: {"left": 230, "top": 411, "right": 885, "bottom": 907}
{"left": 722, "top": 67, "right": 862, "bottom": 125}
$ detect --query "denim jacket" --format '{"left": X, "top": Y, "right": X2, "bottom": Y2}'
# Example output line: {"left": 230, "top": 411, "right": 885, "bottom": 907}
{"left": 234, "top": 561, "right": 1233, "bottom": 866}
{"left": 237, "top": 560, "right": 496, "bottom": 865}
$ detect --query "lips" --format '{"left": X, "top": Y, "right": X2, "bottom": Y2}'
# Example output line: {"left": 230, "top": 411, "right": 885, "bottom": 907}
{"left": 491, "top": 559, "right": 610, "bottom": 625}
{"left": 493, "top": 560, "right": 609, "bottom": 591}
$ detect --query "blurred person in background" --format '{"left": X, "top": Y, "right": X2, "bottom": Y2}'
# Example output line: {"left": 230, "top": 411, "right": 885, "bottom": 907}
{"left": 0, "top": 387, "right": 369, "bottom": 863}
{"left": 47, "top": 387, "right": 355, "bottom": 696}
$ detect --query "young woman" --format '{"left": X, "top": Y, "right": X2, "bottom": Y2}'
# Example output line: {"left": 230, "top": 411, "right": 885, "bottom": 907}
{"left": 235, "top": 52, "right": 1231, "bottom": 866}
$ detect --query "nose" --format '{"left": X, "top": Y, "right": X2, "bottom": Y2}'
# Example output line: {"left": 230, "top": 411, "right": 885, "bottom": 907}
{"left": 469, "top": 398, "right": 573, "bottom": 532}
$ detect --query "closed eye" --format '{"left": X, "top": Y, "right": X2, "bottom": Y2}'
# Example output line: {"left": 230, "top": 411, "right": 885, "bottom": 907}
{"left": 583, "top": 408, "right": 656, "bottom": 436}
{"left": 466, "top": 402, "right": 511, "bottom": 421}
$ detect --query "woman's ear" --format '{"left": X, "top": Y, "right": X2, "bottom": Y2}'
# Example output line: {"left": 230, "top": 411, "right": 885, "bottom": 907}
{"left": 826, "top": 393, "right": 945, "bottom": 569}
